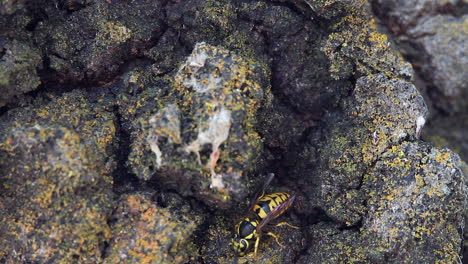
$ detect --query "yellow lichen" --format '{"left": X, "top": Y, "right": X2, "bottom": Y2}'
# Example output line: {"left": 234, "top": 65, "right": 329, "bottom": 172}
{"left": 435, "top": 151, "right": 451, "bottom": 164}
{"left": 97, "top": 21, "right": 132, "bottom": 46}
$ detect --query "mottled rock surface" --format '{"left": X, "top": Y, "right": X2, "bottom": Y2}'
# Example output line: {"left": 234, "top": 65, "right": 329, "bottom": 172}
{"left": 406, "top": 15, "right": 467, "bottom": 114}
{"left": 296, "top": 74, "right": 428, "bottom": 225}
{"left": 33, "top": 0, "right": 165, "bottom": 84}
{"left": 372, "top": 0, "right": 468, "bottom": 260}
{"left": 299, "top": 143, "right": 465, "bottom": 263}
{"left": 0, "top": 90, "right": 118, "bottom": 262}
{"left": 372, "top": 0, "right": 468, "bottom": 131}
{"left": 104, "top": 192, "right": 200, "bottom": 264}
{"left": 292, "top": 73, "right": 466, "bottom": 263}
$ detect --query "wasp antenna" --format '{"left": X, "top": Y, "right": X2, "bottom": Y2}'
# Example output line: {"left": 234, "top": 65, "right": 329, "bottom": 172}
{"left": 265, "top": 173, "right": 275, "bottom": 186}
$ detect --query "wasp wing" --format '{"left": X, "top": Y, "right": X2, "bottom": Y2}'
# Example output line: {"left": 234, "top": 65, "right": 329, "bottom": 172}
{"left": 256, "top": 194, "right": 296, "bottom": 232}
{"left": 248, "top": 173, "right": 275, "bottom": 212}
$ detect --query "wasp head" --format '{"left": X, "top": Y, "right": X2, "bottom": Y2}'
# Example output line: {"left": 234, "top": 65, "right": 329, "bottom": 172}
{"left": 231, "top": 235, "right": 249, "bottom": 256}
{"left": 231, "top": 218, "right": 258, "bottom": 255}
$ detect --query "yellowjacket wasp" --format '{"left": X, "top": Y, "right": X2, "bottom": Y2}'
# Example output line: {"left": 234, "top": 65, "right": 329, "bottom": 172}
{"left": 231, "top": 173, "right": 299, "bottom": 257}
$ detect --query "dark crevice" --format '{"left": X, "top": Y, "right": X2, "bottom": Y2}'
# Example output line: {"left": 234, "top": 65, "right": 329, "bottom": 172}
{"left": 111, "top": 104, "right": 141, "bottom": 195}
{"left": 292, "top": 207, "right": 334, "bottom": 262}
{"left": 291, "top": 234, "right": 311, "bottom": 264}
{"left": 234, "top": 1, "right": 330, "bottom": 120}
{"left": 305, "top": 207, "right": 335, "bottom": 226}
{"left": 0, "top": 45, "right": 5, "bottom": 59}
{"left": 25, "top": 17, "right": 43, "bottom": 32}
{"left": 423, "top": 84, "right": 453, "bottom": 117}
{"left": 342, "top": 62, "right": 359, "bottom": 98}
{"left": 101, "top": 240, "right": 110, "bottom": 260}
{"left": 266, "top": 0, "right": 308, "bottom": 17}
{"left": 0, "top": 105, "right": 8, "bottom": 117}
{"left": 269, "top": 57, "right": 298, "bottom": 114}
{"left": 102, "top": 189, "right": 124, "bottom": 260}
{"left": 296, "top": 124, "right": 319, "bottom": 146}
{"left": 24, "top": 1, "right": 49, "bottom": 32}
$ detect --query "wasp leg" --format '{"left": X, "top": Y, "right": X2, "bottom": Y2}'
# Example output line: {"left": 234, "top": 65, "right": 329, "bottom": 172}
{"left": 265, "top": 231, "right": 285, "bottom": 248}
{"left": 272, "top": 221, "right": 300, "bottom": 230}
{"left": 253, "top": 235, "right": 261, "bottom": 257}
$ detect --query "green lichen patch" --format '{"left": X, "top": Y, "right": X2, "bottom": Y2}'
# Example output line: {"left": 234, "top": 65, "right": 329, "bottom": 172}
{"left": 104, "top": 192, "right": 198, "bottom": 264}
{"left": 300, "top": 142, "right": 466, "bottom": 263}
{"left": 0, "top": 39, "right": 42, "bottom": 107}
{"left": 361, "top": 142, "right": 465, "bottom": 263}
{"left": 305, "top": 74, "right": 427, "bottom": 224}
{"left": 322, "top": 5, "right": 413, "bottom": 80}
{"left": 96, "top": 21, "right": 132, "bottom": 46}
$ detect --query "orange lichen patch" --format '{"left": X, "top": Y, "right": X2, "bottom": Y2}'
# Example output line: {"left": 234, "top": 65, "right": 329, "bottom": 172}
{"left": 127, "top": 194, "right": 144, "bottom": 213}
{"left": 0, "top": 125, "right": 114, "bottom": 263}
{"left": 104, "top": 193, "right": 197, "bottom": 264}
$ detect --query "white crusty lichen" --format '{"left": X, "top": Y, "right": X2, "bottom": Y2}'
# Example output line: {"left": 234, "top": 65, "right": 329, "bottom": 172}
{"left": 416, "top": 115, "right": 426, "bottom": 138}
{"left": 146, "top": 103, "right": 232, "bottom": 190}
{"left": 187, "top": 43, "right": 207, "bottom": 68}
{"left": 185, "top": 105, "right": 232, "bottom": 189}
{"left": 178, "top": 42, "right": 224, "bottom": 93}
{"left": 147, "top": 104, "right": 182, "bottom": 168}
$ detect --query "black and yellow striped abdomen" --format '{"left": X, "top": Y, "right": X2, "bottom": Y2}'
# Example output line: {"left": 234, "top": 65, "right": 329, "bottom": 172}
{"left": 253, "top": 192, "right": 291, "bottom": 220}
